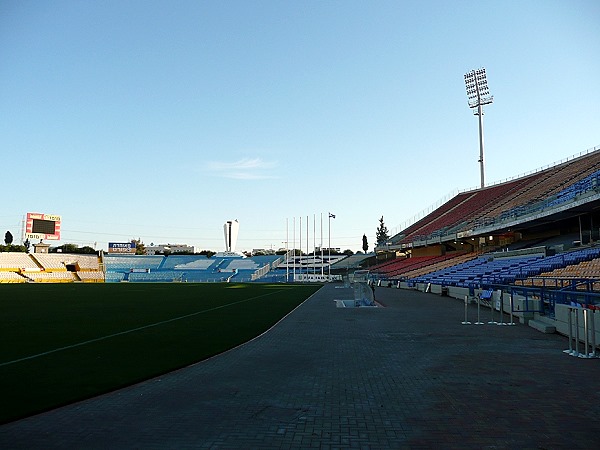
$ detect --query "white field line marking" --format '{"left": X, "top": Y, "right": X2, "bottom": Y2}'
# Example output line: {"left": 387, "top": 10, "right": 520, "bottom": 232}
{"left": 0, "top": 289, "right": 284, "bottom": 368}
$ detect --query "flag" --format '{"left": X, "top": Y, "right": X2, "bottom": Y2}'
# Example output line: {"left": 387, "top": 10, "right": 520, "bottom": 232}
{"left": 329, "top": 213, "right": 336, "bottom": 219}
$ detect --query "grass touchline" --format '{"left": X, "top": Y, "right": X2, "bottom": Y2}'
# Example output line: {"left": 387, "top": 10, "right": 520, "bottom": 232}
{"left": 0, "top": 288, "right": 286, "bottom": 368}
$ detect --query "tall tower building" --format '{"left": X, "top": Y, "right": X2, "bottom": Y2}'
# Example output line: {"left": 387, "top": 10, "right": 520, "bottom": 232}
{"left": 223, "top": 220, "right": 239, "bottom": 252}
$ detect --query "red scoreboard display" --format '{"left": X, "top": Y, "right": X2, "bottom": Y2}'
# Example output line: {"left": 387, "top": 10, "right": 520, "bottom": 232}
{"left": 25, "top": 212, "right": 62, "bottom": 240}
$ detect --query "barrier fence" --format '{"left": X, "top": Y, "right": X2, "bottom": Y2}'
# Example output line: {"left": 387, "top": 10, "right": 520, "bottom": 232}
{"left": 563, "top": 305, "right": 599, "bottom": 358}
{"left": 462, "top": 293, "right": 516, "bottom": 326}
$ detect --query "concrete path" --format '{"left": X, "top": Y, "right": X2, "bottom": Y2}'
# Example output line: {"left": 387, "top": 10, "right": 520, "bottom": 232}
{"left": 1, "top": 284, "right": 598, "bottom": 449}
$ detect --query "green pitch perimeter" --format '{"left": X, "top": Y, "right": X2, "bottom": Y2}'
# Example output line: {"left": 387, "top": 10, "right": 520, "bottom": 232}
{"left": 0, "top": 282, "right": 322, "bottom": 424}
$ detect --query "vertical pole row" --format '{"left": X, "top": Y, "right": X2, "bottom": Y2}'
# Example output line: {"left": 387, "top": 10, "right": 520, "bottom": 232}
{"left": 563, "top": 306, "right": 599, "bottom": 358}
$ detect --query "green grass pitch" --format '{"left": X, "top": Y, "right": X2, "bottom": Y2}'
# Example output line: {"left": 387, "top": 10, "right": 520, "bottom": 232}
{"left": 0, "top": 282, "right": 322, "bottom": 424}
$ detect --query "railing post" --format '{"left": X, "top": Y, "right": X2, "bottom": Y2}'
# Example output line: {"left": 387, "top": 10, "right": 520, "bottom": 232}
{"left": 575, "top": 307, "right": 581, "bottom": 357}
{"left": 488, "top": 292, "right": 497, "bottom": 324}
{"left": 591, "top": 309, "right": 598, "bottom": 357}
{"left": 563, "top": 306, "right": 575, "bottom": 356}
{"left": 583, "top": 308, "right": 590, "bottom": 357}
{"left": 462, "top": 295, "right": 471, "bottom": 325}
{"left": 508, "top": 292, "right": 516, "bottom": 325}
{"left": 579, "top": 308, "right": 599, "bottom": 358}
{"left": 475, "top": 295, "right": 484, "bottom": 325}
{"left": 497, "top": 293, "right": 506, "bottom": 326}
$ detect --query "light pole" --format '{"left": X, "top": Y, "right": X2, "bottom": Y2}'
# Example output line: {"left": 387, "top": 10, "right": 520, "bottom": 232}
{"left": 464, "top": 68, "right": 493, "bottom": 188}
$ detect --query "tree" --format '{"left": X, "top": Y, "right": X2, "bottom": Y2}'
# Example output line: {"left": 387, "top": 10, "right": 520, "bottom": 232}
{"left": 53, "top": 243, "right": 79, "bottom": 253}
{"left": 343, "top": 249, "right": 354, "bottom": 256}
{"left": 50, "top": 244, "right": 97, "bottom": 254}
{"left": 4, "top": 231, "right": 13, "bottom": 245}
{"left": 131, "top": 238, "right": 146, "bottom": 255}
{"left": 0, "top": 243, "right": 27, "bottom": 252}
{"left": 376, "top": 216, "right": 390, "bottom": 246}
{"left": 362, "top": 234, "right": 369, "bottom": 253}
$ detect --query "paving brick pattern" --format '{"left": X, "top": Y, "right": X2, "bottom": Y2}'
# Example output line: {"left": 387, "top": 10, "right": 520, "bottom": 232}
{"left": 1, "top": 284, "right": 599, "bottom": 449}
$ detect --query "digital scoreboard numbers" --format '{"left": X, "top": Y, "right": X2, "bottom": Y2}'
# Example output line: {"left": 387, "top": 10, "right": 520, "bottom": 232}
{"left": 25, "top": 213, "right": 62, "bottom": 240}
{"left": 32, "top": 219, "right": 56, "bottom": 235}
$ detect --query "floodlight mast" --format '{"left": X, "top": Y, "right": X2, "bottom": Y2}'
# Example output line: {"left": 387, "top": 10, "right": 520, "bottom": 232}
{"left": 464, "top": 68, "right": 493, "bottom": 188}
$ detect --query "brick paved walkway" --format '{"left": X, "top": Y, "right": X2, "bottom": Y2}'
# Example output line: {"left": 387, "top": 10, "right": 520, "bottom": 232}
{"left": 1, "top": 284, "right": 598, "bottom": 449}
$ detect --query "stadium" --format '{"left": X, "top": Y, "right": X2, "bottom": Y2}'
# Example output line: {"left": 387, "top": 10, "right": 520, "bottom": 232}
{"left": 1, "top": 70, "right": 600, "bottom": 445}
{"left": 3, "top": 0, "right": 600, "bottom": 446}
{"left": 3, "top": 146, "right": 600, "bottom": 317}
{"left": 0, "top": 148, "right": 600, "bottom": 448}
{"left": 1, "top": 144, "right": 599, "bottom": 336}
{"left": 2, "top": 145, "right": 600, "bottom": 447}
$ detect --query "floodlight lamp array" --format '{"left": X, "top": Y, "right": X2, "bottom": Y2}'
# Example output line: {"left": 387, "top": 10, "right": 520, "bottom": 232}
{"left": 464, "top": 68, "right": 493, "bottom": 108}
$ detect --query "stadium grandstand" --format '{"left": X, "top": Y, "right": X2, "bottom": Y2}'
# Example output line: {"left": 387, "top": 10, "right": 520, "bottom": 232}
{"left": 366, "top": 146, "right": 600, "bottom": 335}
{"left": 103, "top": 253, "right": 285, "bottom": 283}
{"left": 0, "top": 253, "right": 104, "bottom": 283}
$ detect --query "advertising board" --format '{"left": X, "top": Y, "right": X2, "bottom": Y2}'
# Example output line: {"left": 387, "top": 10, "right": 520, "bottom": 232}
{"left": 108, "top": 242, "right": 137, "bottom": 254}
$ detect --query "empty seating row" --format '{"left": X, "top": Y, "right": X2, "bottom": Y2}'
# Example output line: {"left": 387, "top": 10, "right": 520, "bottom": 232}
{"left": 0, "top": 252, "right": 39, "bottom": 270}
{"left": 160, "top": 255, "right": 216, "bottom": 270}
{"left": 0, "top": 271, "right": 27, "bottom": 283}
{"left": 103, "top": 255, "right": 164, "bottom": 270}
{"left": 32, "top": 253, "right": 101, "bottom": 270}
{"left": 23, "top": 272, "right": 75, "bottom": 282}
{"left": 397, "top": 253, "right": 478, "bottom": 280}
{"left": 371, "top": 254, "right": 471, "bottom": 279}
{"left": 396, "top": 149, "right": 600, "bottom": 245}
{"left": 77, "top": 271, "right": 105, "bottom": 282}
{"left": 410, "top": 246, "right": 600, "bottom": 288}
{"left": 128, "top": 271, "right": 184, "bottom": 282}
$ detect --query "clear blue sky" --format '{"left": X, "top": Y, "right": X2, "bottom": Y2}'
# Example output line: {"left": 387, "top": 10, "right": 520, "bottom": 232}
{"left": 1, "top": 0, "right": 599, "bottom": 253}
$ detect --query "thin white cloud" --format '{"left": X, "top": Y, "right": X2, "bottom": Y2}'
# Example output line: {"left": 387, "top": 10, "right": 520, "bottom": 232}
{"left": 207, "top": 157, "right": 278, "bottom": 180}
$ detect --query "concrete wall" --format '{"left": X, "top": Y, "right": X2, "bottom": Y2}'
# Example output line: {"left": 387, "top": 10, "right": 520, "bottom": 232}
{"left": 542, "top": 303, "right": 600, "bottom": 345}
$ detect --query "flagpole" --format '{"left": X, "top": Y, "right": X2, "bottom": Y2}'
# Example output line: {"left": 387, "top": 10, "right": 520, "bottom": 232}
{"left": 306, "top": 215, "right": 309, "bottom": 276}
{"left": 299, "top": 216, "right": 302, "bottom": 279}
{"left": 313, "top": 214, "right": 316, "bottom": 276}
{"left": 320, "top": 213, "right": 324, "bottom": 276}
{"left": 286, "top": 218, "right": 289, "bottom": 282}
{"left": 328, "top": 213, "right": 331, "bottom": 278}
{"left": 293, "top": 217, "right": 296, "bottom": 282}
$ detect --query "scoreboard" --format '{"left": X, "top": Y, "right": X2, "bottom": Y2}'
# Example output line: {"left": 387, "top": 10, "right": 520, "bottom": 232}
{"left": 25, "top": 212, "right": 61, "bottom": 240}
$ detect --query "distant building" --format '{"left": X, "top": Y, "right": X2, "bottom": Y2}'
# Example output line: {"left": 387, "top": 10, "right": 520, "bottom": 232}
{"left": 224, "top": 219, "right": 239, "bottom": 252}
{"left": 145, "top": 244, "right": 196, "bottom": 255}
{"left": 251, "top": 248, "right": 276, "bottom": 255}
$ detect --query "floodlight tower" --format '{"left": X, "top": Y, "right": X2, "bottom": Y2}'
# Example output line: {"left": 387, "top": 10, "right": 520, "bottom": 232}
{"left": 464, "top": 68, "right": 493, "bottom": 188}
